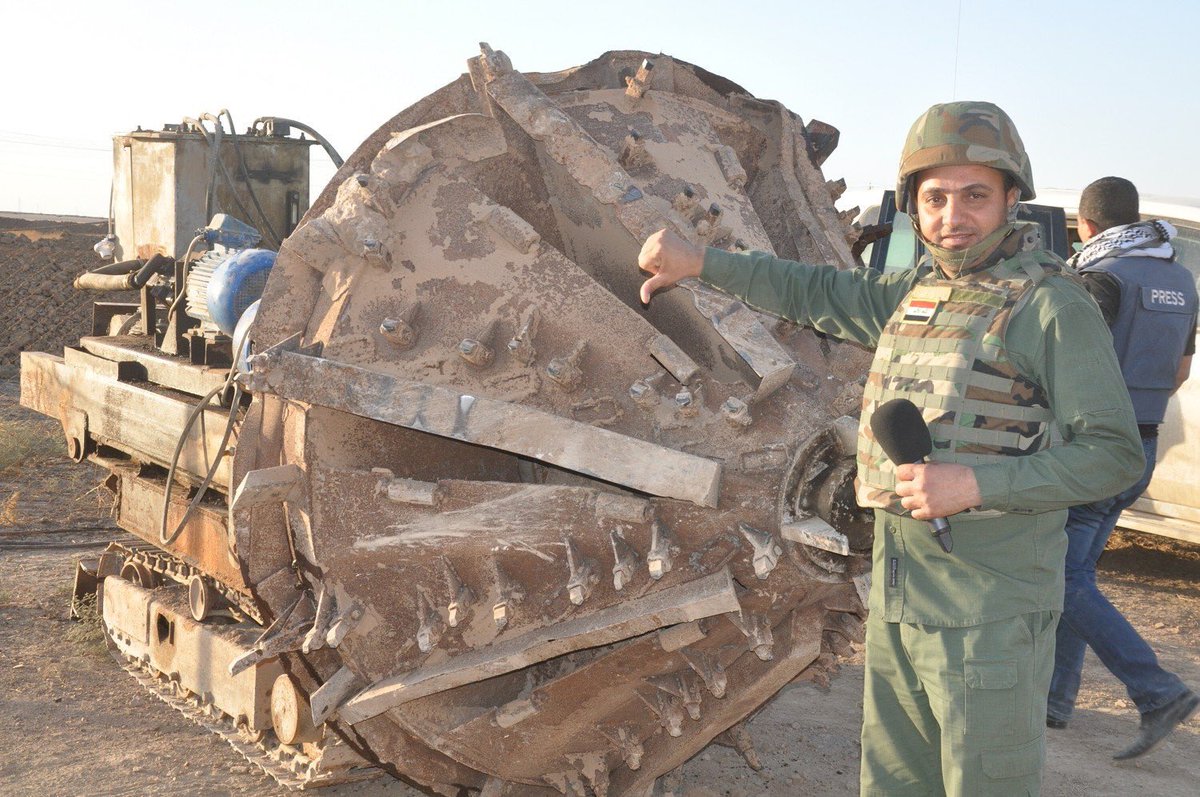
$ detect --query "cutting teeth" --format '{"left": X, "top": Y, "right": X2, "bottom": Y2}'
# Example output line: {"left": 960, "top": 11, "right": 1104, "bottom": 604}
{"left": 564, "top": 537, "right": 598, "bottom": 606}
{"left": 442, "top": 557, "right": 475, "bottom": 628}
{"left": 506, "top": 304, "right": 541, "bottom": 365}
{"left": 638, "top": 689, "right": 684, "bottom": 737}
{"left": 739, "top": 522, "right": 782, "bottom": 580}
{"left": 647, "top": 520, "right": 679, "bottom": 580}
{"left": 492, "top": 563, "right": 525, "bottom": 630}
{"left": 415, "top": 589, "right": 442, "bottom": 653}
{"left": 681, "top": 649, "right": 727, "bottom": 698}
{"left": 609, "top": 530, "right": 640, "bottom": 592}
{"left": 600, "top": 725, "right": 644, "bottom": 771}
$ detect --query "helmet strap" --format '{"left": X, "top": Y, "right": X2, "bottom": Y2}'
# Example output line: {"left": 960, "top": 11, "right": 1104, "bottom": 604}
{"left": 912, "top": 217, "right": 1015, "bottom": 278}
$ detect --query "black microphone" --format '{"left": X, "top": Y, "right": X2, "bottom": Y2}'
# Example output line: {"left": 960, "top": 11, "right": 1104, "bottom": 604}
{"left": 869, "top": 398, "right": 953, "bottom": 553}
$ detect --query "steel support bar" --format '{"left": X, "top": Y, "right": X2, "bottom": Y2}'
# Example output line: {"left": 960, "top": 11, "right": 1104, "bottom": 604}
{"left": 20, "top": 351, "right": 234, "bottom": 488}
{"left": 250, "top": 349, "right": 722, "bottom": 507}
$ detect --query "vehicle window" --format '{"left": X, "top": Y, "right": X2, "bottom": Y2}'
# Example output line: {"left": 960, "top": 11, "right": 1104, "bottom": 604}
{"left": 1166, "top": 221, "right": 1200, "bottom": 291}
{"left": 883, "top": 215, "right": 919, "bottom": 273}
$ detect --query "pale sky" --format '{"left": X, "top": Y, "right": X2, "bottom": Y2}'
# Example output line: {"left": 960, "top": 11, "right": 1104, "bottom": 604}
{"left": 3, "top": 0, "right": 1197, "bottom": 217}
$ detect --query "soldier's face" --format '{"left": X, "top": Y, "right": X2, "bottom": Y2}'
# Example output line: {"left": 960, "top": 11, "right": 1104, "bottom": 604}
{"left": 914, "top": 164, "right": 1018, "bottom": 250}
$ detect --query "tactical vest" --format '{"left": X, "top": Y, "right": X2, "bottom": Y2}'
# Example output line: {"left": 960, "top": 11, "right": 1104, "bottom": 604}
{"left": 1079, "top": 253, "right": 1199, "bottom": 425}
{"left": 856, "top": 249, "right": 1063, "bottom": 514}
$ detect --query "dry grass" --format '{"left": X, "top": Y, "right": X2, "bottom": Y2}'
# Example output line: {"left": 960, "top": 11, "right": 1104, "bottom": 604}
{"left": 0, "top": 414, "right": 61, "bottom": 477}
{"left": 0, "top": 491, "right": 19, "bottom": 525}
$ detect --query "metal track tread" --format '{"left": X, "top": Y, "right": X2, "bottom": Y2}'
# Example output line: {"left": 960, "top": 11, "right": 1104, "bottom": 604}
{"left": 115, "top": 540, "right": 265, "bottom": 624}
{"left": 113, "top": 648, "right": 380, "bottom": 790}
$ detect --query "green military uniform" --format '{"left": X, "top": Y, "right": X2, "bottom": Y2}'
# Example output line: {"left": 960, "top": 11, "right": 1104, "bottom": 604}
{"left": 700, "top": 218, "right": 1143, "bottom": 794}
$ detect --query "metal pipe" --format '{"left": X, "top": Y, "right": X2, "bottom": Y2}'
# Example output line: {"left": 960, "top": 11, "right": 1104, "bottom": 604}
{"left": 73, "top": 253, "right": 171, "bottom": 291}
{"left": 253, "top": 116, "right": 344, "bottom": 167}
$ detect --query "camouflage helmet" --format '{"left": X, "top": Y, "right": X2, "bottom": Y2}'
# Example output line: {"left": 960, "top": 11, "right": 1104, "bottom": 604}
{"left": 895, "top": 100, "right": 1035, "bottom": 212}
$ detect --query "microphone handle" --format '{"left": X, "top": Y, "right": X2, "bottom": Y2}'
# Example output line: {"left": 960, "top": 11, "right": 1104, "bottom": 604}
{"left": 915, "top": 457, "right": 954, "bottom": 553}
{"left": 928, "top": 516, "right": 953, "bottom": 553}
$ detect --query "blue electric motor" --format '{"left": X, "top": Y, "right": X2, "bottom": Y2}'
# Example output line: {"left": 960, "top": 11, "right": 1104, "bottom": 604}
{"left": 205, "top": 248, "right": 275, "bottom": 335}
{"left": 184, "top": 216, "right": 276, "bottom": 336}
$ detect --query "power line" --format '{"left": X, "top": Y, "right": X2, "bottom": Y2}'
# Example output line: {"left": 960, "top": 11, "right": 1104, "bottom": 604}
{"left": 0, "top": 130, "right": 108, "bottom": 152}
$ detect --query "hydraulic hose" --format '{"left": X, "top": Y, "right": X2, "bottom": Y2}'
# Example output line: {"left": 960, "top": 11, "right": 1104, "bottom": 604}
{"left": 252, "top": 116, "right": 344, "bottom": 167}
{"left": 73, "top": 253, "right": 172, "bottom": 291}
{"left": 220, "top": 109, "right": 281, "bottom": 247}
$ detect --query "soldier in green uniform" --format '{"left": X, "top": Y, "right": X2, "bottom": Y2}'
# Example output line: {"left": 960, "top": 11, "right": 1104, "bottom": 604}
{"left": 636, "top": 101, "right": 1144, "bottom": 796}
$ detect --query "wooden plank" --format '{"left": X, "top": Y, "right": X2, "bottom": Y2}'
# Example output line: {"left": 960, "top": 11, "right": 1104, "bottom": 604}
{"left": 20, "top": 351, "right": 234, "bottom": 488}
{"left": 262, "top": 350, "right": 722, "bottom": 508}
{"left": 1117, "top": 507, "right": 1200, "bottom": 546}
{"left": 337, "top": 568, "right": 740, "bottom": 724}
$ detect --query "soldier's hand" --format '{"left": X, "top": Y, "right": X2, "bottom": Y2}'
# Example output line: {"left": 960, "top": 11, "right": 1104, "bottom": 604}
{"left": 894, "top": 462, "right": 982, "bottom": 520}
{"left": 637, "top": 229, "right": 704, "bottom": 304}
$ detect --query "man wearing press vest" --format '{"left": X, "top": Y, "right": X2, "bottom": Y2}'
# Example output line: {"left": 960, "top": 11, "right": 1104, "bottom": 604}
{"left": 1047, "top": 176, "right": 1199, "bottom": 758}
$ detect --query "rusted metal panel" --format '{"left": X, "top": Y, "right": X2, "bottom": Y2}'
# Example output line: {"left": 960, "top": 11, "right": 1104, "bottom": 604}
{"left": 111, "top": 129, "right": 313, "bottom": 259}
{"left": 109, "top": 463, "right": 246, "bottom": 589}
{"left": 80, "top": 335, "right": 229, "bottom": 398}
{"left": 20, "top": 351, "right": 234, "bottom": 488}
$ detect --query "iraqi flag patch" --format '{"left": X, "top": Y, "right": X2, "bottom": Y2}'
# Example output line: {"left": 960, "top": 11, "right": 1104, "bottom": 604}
{"left": 902, "top": 298, "right": 939, "bottom": 324}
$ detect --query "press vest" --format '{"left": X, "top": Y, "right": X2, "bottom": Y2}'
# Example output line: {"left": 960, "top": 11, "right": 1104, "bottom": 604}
{"left": 856, "top": 250, "right": 1063, "bottom": 514}
{"left": 1079, "top": 254, "right": 1199, "bottom": 424}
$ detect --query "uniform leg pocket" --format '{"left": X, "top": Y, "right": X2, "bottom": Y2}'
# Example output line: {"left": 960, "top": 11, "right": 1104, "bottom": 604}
{"left": 964, "top": 659, "right": 1018, "bottom": 741}
{"left": 979, "top": 736, "right": 1043, "bottom": 796}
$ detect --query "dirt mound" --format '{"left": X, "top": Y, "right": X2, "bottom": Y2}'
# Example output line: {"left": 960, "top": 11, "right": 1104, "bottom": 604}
{"left": 0, "top": 219, "right": 135, "bottom": 367}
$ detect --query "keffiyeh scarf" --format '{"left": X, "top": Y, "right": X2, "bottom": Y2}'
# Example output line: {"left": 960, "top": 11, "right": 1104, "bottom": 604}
{"left": 1069, "top": 219, "right": 1176, "bottom": 270}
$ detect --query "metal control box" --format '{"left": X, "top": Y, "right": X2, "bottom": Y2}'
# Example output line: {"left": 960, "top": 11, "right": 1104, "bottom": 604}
{"left": 111, "top": 127, "right": 313, "bottom": 260}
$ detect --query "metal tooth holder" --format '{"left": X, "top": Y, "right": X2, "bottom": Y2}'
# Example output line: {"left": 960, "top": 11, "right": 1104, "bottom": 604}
{"left": 610, "top": 530, "right": 640, "bottom": 591}
{"left": 443, "top": 557, "right": 474, "bottom": 628}
{"left": 565, "top": 537, "right": 597, "bottom": 606}
{"left": 647, "top": 520, "right": 678, "bottom": 580}
{"left": 625, "top": 58, "right": 654, "bottom": 99}
{"left": 506, "top": 305, "right": 540, "bottom": 366}
{"left": 458, "top": 338, "right": 493, "bottom": 367}
{"left": 739, "top": 522, "right": 782, "bottom": 580}
{"left": 672, "top": 185, "right": 698, "bottom": 215}
{"left": 379, "top": 302, "right": 421, "bottom": 349}
{"left": 681, "top": 649, "right": 727, "bottom": 698}
{"left": 675, "top": 388, "right": 697, "bottom": 418}
{"left": 546, "top": 340, "right": 587, "bottom": 390}
{"left": 748, "top": 614, "right": 774, "bottom": 661}
{"left": 361, "top": 235, "right": 387, "bottom": 263}
{"left": 416, "top": 590, "right": 441, "bottom": 653}
{"left": 619, "top": 129, "right": 653, "bottom": 171}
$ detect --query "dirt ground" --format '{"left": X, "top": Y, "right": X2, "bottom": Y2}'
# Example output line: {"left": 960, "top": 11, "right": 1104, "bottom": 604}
{"left": 1, "top": 371, "right": 1197, "bottom": 797}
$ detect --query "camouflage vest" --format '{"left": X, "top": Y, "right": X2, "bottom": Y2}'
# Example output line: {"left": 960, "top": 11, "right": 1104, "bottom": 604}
{"left": 856, "top": 227, "right": 1064, "bottom": 515}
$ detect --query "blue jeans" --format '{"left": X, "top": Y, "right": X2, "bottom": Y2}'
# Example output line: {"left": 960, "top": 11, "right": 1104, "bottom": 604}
{"left": 1047, "top": 435, "right": 1189, "bottom": 722}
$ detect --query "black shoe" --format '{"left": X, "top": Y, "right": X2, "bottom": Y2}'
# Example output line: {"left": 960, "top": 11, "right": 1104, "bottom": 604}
{"left": 1113, "top": 690, "right": 1200, "bottom": 760}
{"left": 1046, "top": 716, "right": 1068, "bottom": 730}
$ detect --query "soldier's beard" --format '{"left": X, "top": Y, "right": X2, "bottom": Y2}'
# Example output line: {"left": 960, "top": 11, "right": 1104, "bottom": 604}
{"left": 918, "top": 221, "right": 1014, "bottom": 277}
